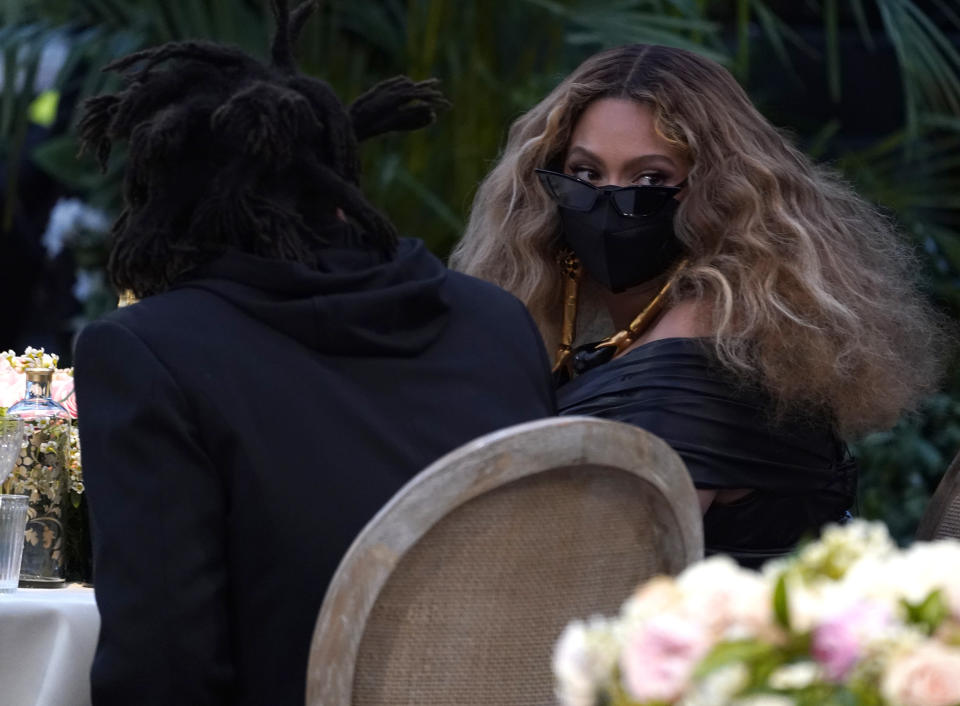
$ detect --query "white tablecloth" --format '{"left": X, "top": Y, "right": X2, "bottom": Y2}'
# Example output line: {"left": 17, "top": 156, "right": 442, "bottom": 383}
{"left": 0, "top": 584, "right": 98, "bottom": 706}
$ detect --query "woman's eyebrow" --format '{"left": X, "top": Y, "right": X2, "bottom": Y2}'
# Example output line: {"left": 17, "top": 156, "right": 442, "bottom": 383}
{"left": 565, "top": 146, "right": 601, "bottom": 163}
{"left": 625, "top": 154, "right": 679, "bottom": 169}
{"left": 565, "top": 145, "right": 678, "bottom": 169}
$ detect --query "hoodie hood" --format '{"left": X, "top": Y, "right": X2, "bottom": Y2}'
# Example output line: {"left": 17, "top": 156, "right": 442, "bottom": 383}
{"left": 178, "top": 233, "right": 450, "bottom": 357}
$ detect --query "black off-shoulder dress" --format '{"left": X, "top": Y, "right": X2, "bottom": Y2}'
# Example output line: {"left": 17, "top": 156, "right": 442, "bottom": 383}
{"left": 557, "top": 337, "right": 856, "bottom": 568}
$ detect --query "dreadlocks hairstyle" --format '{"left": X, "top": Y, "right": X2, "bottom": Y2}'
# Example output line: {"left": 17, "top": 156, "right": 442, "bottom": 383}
{"left": 78, "top": 0, "right": 450, "bottom": 298}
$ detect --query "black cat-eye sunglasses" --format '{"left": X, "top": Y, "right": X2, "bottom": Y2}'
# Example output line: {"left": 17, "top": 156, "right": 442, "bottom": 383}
{"left": 535, "top": 168, "right": 684, "bottom": 218}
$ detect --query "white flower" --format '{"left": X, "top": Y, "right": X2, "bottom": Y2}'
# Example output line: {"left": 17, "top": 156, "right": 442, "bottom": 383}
{"left": 772, "top": 521, "right": 896, "bottom": 588}
{"left": 837, "top": 538, "right": 960, "bottom": 628}
{"left": 680, "top": 663, "right": 749, "bottom": 706}
{"left": 840, "top": 554, "right": 901, "bottom": 612}
{"left": 731, "top": 696, "right": 796, "bottom": 706}
{"left": 41, "top": 197, "right": 109, "bottom": 259}
{"left": 3, "top": 347, "right": 59, "bottom": 372}
{"left": 768, "top": 661, "right": 820, "bottom": 690}
{"left": 552, "top": 617, "right": 617, "bottom": 706}
{"left": 676, "top": 556, "right": 774, "bottom": 640}
{"left": 72, "top": 269, "right": 106, "bottom": 304}
{"left": 771, "top": 521, "right": 902, "bottom": 633}
{"left": 621, "top": 574, "right": 684, "bottom": 626}
{"left": 893, "top": 541, "right": 960, "bottom": 617}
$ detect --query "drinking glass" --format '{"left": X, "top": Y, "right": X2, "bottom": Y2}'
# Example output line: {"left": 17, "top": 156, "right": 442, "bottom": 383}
{"left": 0, "top": 495, "right": 28, "bottom": 591}
{"left": 0, "top": 416, "right": 27, "bottom": 591}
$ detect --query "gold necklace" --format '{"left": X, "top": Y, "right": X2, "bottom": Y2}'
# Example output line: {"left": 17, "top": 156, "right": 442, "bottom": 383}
{"left": 595, "top": 258, "right": 688, "bottom": 355}
{"left": 552, "top": 249, "right": 582, "bottom": 374}
{"left": 554, "top": 257, "right": 688, "bottom": 376}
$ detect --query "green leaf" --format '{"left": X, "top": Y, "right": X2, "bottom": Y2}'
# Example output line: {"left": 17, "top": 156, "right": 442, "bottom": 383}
{"left": 929, "top": 0, "right": 960, "bottom": 30}
{"left": 751, "top": 0, "right": 815, "bottom": 79}
{"left": 849, "top": 0, "right": 875, "bottom": 50}
{"left": 735, "top": 0, "right": 750, "bottom": 80}
{"left": 521, "top": 0, "right": 728, "bottom": 63}
{"left": 27, "top": 88, "right": 58, "bottom": 126}
{"left": 902, "top": 589, "right": 949, "bottom": 634}
{"left": 773, "top": 572, "right": 791, "bottom": 631}
{"left": 31, "top": 134, "right": 107, "bottom": 190}
{"left": 392, "top": 165, "right": 463, "bottom": 234}
{"left": 877, "top": 0, "right": 960, "bottom": 139}
{"left": 806, "top": 119, "right": 841, "bottom": 159}
{"left": 693, "top": 638, "right": 774, "bottom": 678}
{"left": 824, "top": 0, "right": 840, "bottom": 102}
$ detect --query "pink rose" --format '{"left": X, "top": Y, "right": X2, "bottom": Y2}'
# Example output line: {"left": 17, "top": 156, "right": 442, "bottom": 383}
{"left": 51, "top": 372, "right": 77, "bottom": 419}
{"left": 620, "top": 614, "right": 711, "bottom": 703}
{"left": 812, "top": 601, "right": 892, "bottom": 682}
{"left": 0, "top": 364, "right": 24, "bottom": 409}
{"left": 883, "top": 643, "right": 960, "bottom": 706}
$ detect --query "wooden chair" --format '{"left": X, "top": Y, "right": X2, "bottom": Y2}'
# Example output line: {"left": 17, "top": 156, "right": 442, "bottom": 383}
{"left": 305, "top": 416, "right": 703, "bottom": 706}
{"left": 916, "top": 449, "right": 960, "bottom": 541}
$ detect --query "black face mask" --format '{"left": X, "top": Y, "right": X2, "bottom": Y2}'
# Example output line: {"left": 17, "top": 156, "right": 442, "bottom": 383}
{"left": 558, "top": 191, "right": 683, "bottom": 293}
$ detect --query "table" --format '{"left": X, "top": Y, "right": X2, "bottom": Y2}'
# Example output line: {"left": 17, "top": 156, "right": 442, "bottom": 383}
{"left": 0, "top": 584, "right": 98, "bottom": 706}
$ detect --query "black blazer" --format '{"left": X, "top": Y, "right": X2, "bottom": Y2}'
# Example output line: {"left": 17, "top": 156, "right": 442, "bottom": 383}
{"left": 75, "top": 239, "right": 556, "bottom": 705}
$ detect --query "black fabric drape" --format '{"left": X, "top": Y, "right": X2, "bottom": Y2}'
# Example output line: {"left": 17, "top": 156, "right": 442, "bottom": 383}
{"left": 558, "top": 337, "right": 855, "bottom": 567}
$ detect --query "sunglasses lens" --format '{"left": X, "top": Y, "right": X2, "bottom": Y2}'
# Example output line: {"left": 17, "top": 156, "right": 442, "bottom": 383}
{"left": 612, "top": 187, "right": 676, "bottom": 217}
{"left": 537, "top": 171, "right": 598, "bottom": 211}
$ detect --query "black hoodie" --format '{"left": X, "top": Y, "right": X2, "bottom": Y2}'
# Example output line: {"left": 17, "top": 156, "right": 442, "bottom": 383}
{"left": 75, "top": 236, "right": 556, "bottom": 706}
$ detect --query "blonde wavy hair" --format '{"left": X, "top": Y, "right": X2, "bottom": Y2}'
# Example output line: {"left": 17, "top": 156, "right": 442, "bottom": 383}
{"left": 450, "top": 44, "right": 948, "bottom": 437}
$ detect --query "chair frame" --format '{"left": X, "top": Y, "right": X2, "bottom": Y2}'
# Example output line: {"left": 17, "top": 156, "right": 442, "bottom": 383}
{"left": 916, "top": 448, "right": 960, "bottom": 541}
{"left": 305, "top": 415, "right": 703, "bottom": 704}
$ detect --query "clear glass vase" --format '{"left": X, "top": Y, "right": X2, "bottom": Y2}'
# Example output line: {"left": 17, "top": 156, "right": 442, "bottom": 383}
{"left": 7, "top": 368, "right": 70, "bottom": 588}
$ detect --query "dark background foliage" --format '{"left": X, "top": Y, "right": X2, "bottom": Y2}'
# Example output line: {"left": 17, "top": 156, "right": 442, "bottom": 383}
{"left": 2, "top": 0, "right": 959, "bottom": 542}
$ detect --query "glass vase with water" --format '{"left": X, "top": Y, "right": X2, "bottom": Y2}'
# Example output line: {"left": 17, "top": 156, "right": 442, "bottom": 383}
{"left": 7, "top": 368, "right": 70, "bottom": 587}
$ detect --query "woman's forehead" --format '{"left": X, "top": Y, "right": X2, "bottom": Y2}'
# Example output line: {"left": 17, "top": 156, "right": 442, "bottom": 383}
{"left": 567, "top": 98, "right": 683, "bottom": 165}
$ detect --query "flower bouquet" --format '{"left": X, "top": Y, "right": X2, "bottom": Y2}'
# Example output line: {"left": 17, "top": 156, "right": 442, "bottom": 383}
{"left": 554, "top": 521, "right": 960, "bottom": 706}
{"left": 0, "top": 348, "right": 88, "bottom": 583}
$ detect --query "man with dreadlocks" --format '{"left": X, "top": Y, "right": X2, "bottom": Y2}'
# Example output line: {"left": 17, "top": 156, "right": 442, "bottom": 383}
{"left": 72, "top": 2, "right": 555, "bottom": 703}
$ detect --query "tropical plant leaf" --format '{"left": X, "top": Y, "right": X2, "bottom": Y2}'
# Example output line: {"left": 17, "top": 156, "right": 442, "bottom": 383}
{"left": 824, "top": 0, "right": 840, "bottom": 101}
{"left": 877, "top": 0, "right": 960, "bottom": 139}
{"left": 901, "top": 589, "right": 949, "bottom": 634}
{"left": 849, "top": 0, "right": 876, "bottom": 50}
{"left": 693, "top": 638, "right": 776, "bottom": 679}
{"left": 751, "top": 0, "right": 814, "bottom": 80}
{"left": 523, "top": 0, "right": 728, "bottom": 62}
{"left": 805, "top": 119, "right": 841, "bottom": 159}
{"left": 773, "top": 572, "right": 791, "bottom": 631}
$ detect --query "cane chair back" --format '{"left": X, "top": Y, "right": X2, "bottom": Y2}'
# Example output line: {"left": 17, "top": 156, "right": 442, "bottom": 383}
{"left": 916, "top": 449, "right": 960, "bottom": 541}
{"left": 306, "top": 416, "right": 703, "bottom": 706}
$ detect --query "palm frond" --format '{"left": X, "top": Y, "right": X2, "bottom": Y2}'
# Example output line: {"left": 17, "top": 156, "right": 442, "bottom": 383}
{"left": 735, "top": 0, "right": 749, "bottom": 78}
{"left": 823, "top": 0, "right": 840, "bottom": 101}
{"left": 876, "top": 0, "right": 960, "bottom": 140}
{"left": 0, "top": 22, "right": 53, "bottom": 230}
{"left": 804, "top": 119, "right": 841, "bottom": 159}
{"left": 849, "top": 0, "right": 876, "bottom": 50}
{"left": 523, "top": 0, "right": 727, "bottom": 62}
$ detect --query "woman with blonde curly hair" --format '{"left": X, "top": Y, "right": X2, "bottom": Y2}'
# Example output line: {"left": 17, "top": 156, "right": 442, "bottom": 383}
{"left": 451, "top": 44, "right": 948, "bottom": 566}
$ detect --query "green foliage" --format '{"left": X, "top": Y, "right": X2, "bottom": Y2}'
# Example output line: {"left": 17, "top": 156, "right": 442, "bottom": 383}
{"left": 773, "top": 572, "right": 791, "bottom": 630}
{"left": 693, "top": 638, "right": 779, "bottom": 679}
{"left": 852, "top": 392, "right": 960, "bottom": 543}
{"left": 902, "top": 588, "right": 950, "bottom": 635}
{"left": 4, "top": 0, "right": 960, "bottom": 536}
